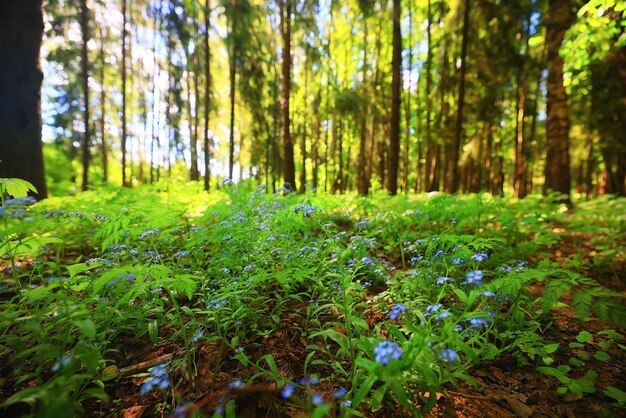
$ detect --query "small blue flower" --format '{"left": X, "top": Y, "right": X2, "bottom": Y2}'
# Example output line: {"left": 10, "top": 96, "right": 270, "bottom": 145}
{"left": 435, "top": 311, "right": 452, "bottom": 320}
{"left": 389, "top": 303, "right": 407, "bottom": 320}
{"left": 425, "top": 303, "right": 442, "bottom": 316}
{"left": 471, "top": 252, "right": 489, "bottom": 262}
{"left": 374, "top": 341, "right": 402, "bottom": 365}
{"left": 311, "top": 393, "right": 324, "bottom": 406}
{"left": 333, "top": 387, "right": 348, "bottom": 398}
{"left": 436, "top": 276, "right": 453, "bottom": 285}
{"left": 51, "top": 354, "right": 73, "bottom": 373}
{"left": 439, "top": 348, "right": 458, "bottom": 363}
{"left": 342, "top": 400, "right": 352, "bottom": 407}
{"left": 281, "top": 383, "right": 295, "bottom": 399}
{"left": 228, "top": 379, "right": 245, "bottom": 389}
{"left": 465, "top": 270, "right": 483, "bottom": 286}
{"left": 192, "top": 330, "right": 205, "bottom": 343}
{"left": 354, "top": 219, "right": 370, "bottom": 229}
{"left": 360, "top": 256, "right": 372, "bottom": 266}
{"left": 139, "top": 364, "right": 170, "bottom": 396}
{"left": 452, "top": 257, "right": 464, "bottom": 265}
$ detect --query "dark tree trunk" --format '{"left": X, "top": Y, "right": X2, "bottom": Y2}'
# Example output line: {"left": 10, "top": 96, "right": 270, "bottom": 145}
{"left": 204, "top": 0, "right": 212, "bottom": 191}
{"left": 449, "top": 0, "right": 470, "bottom": 193}
{"left": 80, "top": 0, "right": 90, "bottom": 191}
{"left": 299, "top": 54, "right": 309, "bottom": 193}
{"left": 387, "top": 0, "right": 402, "bottom": 195}
{"left": 423, "top": 0, "right": 433, "bottom": 194}
{"left": 228, "top": 1, "right": 237, "bottom": 180}
{"left": 0, "top": 0, "right": 47, "bottom": 198}
{"left": 100, "top": 22, "right": 108, "bottom": 184}
{"left": 514, "top": 24, "right": 529, "bottom": 198}
{"left": 357, "top": 19, "right": 369, "bottom": 195}
{"left": 280, "top": 0, "right": 295, "bottom": 190}
{"left": 544, "top": 0, "right": 573, "bottom": 198}
{"left": 121, "top": 0, "right": 129, "bottom": 186}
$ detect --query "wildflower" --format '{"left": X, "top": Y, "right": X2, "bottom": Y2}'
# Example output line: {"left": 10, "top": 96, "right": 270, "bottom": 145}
{"left": 342, "top": 400, "right": 352, "bottom": 407}
{"left": 471, "top": 252, "right": 489, "bottom": 262}
{"left": 303, "top": 205, "right": 317, "bottom": 217}
{"left": 436, "top": 276, "right": 453, "bottom": 285}
{"left": 409, "top": 256, "right": 424, "bottom": 264}
{"left": 311, "top": 393, "right": 324, "bottom": 406}
{"left": 480, "top": 291, "right": 495, "bottom": 298}
{"left": 360, "top": 256, "right": 372, "bottom": 266}
{"left": 223, "top": 178, "right": 235, "bottom": 186}
{"left": 138, "top": 228, "right": 160, "bottom": 240}
{"left": 453, "top": 257, "right": 464, "bottom": 265}
{"left": 425, "top": 303, "right": 442, "bottom": 316}
{"left": 439, "top": 348, "right": 458, "bottom": 363}
{"left": 389, "top": 303, "right": 407, "bottom": 320}
{"left": 434, "top": 250, "right": 446, "bottom": 257}
{"left": 354, "top": 219, "right": 370, "bottom": 229}
{"left": 206, "top": 299, "right": 227, "bottom": 309}
{"left": 374, "top": 341, "right": 402, "bottom": 365}
{"left": 466, "top": 317, "right": 489, "bottom": 329}
{"left": 465, "top": 270, "right": 483, "bottom": 286}
{"left": 435, "top": 311, "right": 452, "bottom": 320}
{"left": 51, "top": 354, "right": 73, "bottom": 373}
{"left": 192, "top": 330, "right": 205, "bottom": 343}
{"left": 139, "top": 364, "right": 169, "bottom": 396}
{"left": 294, "top": 204, "right": 306, "bottom": 214}
{"left": 214, "top": 405, "right": 225, "bottom": 415}
{"left": 333, "top": 387, "right": 348, "bottom": 399}
{"left": 228, "top": 379, "right": 245, "bottom": 389}
{"left": 281, "top": 383, "right": 295, "bottom": 399}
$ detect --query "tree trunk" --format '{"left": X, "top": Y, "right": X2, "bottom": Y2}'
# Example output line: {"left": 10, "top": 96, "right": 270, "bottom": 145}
{"left": 423, "top": 0, "right": 433, "bottom": 194}
{"left": 204, "top": 0, "right": 212, "bottom": 191}
{"left": 121, "top": 0, "right": 129, "bottom": 186}
{"left": 357, "top": 19, "right": 369, "bottom": 195}
{"left": 0, "top": 0, "right": 47, "bottom": 198}
{"left": 402, "top": 4, "right": 413, "bottom": 193}
{"left": 386, "top": 0, "right": 402, "bottom": 195}
{"left": 100, "top": 22, "right": 108, "bottom": 184}
{"left": 514, "top": 22, "right": 529, "bottom": 198}
{"left": 228, "top": 1, "right": 237, "bottom": 180}
{"left": 449, "top": 0, "right": 470, "bottom": 193}
{"left": 299, "top": 53, "right": 309, "bottom": 193}
{"left": 544, "top": 0, "right": 572, "bottom": 198}
{"left": 80, "top": 0, "right": 90, "bottom": 191}
{"left": 280, "top": 0, "right": 296, "bottom": 190}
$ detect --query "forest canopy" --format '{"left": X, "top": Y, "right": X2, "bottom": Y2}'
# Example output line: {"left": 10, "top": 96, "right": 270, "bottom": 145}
{"left": 25, "top": 0, "right": 626, "bottom": 198}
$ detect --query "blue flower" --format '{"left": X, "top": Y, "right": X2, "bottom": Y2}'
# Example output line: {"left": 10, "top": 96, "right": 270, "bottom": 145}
{"left": 51, "top": 354, "right": 73, "bottom": 373}
{"left": 452, "top": 257, "right": 464, "bottom": 265}
{"left": 389, "top": 303, "right": 407, "bottom": 320}
{"left": 228, "top": 379, "right": 245, "bottom": 389}
{"left": 436, "top": 276, "right": 453, "bottom": 285}
{"left": 281, "top": 383, "right": 295, "bottom": 399}
{"left": 374, "top": 341, "right": 402, "bottom": 365}
{"left": 439, "top": 348, "right": 458, "bottom": 363}
{"left": 342, "top": 400, "right": 352, "bottom": 407}
{"left": 354, "top": 219, "right": 370, "bottom": 229}
{"left": 471, "top": 252, "right": 489, "bottom": 262}
{"left": 192, "top": 330, "right": 205, "bottom": 343}
{"left": 206, "top": 299, "right": 227, "bottom": 309}
{"left": 139, "top": 364, "right": 170, "bottom": 396}
{"left": 333, "top": 387, "right": 348, "bottom": 399}
{"left": 311, "top": 393, "right": 324, "bottom": 406}
{"left": 435, "top": 311, "right": 452, "bottom": 320}
{"left": 425, "top": 303, "right": 442, "bottom": 316}
{"left": 465, "top": 270, "right": 483, "bottom": 286}
{"left": 360, "top": 256, "right": 372, "bottom": 266}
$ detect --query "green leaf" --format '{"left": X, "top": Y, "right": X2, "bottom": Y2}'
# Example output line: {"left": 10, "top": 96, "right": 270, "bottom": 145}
{"left": 2, "top": 178, "right": 37, "bottom": 199}
{"left": 593, "top": 351, "right": 610, "bottom": 362}
{"left": 148, "top": 320, "right": 158, "bottom": 344}
{"left": 576, "top": 331, "right": 593, "bottom": 343}
{"left": 75, "top": 319, "right": 96, "bottom": 339}
{"left": 352, "top": 374, "right": 377, "bottom": 408}
{"left": 604, "top": 386, "right": 626, "bottom": 405}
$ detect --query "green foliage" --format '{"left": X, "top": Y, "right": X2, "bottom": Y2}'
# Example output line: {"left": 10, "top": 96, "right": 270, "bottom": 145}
{"left": 1, "top": 184, "right": 625, "bottom": 415}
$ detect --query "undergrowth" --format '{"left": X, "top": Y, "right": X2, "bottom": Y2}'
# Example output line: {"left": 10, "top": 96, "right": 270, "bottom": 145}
{"left": 1, "top": 181, "right": 625, "bottom": 417}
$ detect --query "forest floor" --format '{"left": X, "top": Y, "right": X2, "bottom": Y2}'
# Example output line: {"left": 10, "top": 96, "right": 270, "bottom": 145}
{"left": 1, "top": 185, "right": 625, "bottom": 418}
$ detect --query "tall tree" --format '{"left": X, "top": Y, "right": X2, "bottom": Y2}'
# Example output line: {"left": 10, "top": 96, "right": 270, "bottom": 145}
{"left": 99, "top": 20, "right": 108, "bottom": 184}
{"left": 544, "top": 0, "right": 572, "bottom": 198}
{"left": 280, "top": 0, "right": 296, "bottom": 190}
{"left": 0, "top": 0, "right": 47, "bottom": 198}
{"left": 80, "top": 0, "right": 90, "bottom": 191}
{"left": 449, "top": 0, "right": 470, "bottom": 193}
{"left": 386, "top": 0, "right": 401, "bottom": 195}
{"left": 203, "top": 0, "right": 212, "bottom": 191}
{"left": 121, "top": 0, "right": 129, "bottom": 187}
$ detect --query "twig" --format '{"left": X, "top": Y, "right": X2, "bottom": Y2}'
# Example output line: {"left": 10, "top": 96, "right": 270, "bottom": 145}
{"left": 118, "top": 353, "right": 174, "bottom": 377}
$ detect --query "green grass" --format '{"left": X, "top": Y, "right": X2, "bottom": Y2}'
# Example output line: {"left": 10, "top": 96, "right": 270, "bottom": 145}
{"left": 1, "top": 181, "right": 625, "bottom": 417}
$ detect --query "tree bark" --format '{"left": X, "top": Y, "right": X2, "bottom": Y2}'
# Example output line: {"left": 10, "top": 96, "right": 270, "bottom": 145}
{"left": 449, "top": 0, "right": 470, "bottom": 193}
{"left": 121, "top": 0, "right": 129, "bottom": 187}
{"left": 386, "top": 0, "right": 402, "bottom": 195}
{"left": 80, "top": 0, "right": 90, "bottom": 191}
{"left": 0, "top": 0, "right": 47, "bottom": 198}
{"left": 357, "top": 18, "right": 369, "bottom": 195}
{"left": 544, "top": 0, "right": 572, "bottom": 198}
{"left": 204, "top": 0, "right": 212, "bottom": 191}
{"left": 228, "top": 0, "right": 237, "bottom": 180}
{"left": 100, "top": 22, "right": 108, "bottom": 184}
{"left": 280, "top": 0, "right": 296, "bottom": 190}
